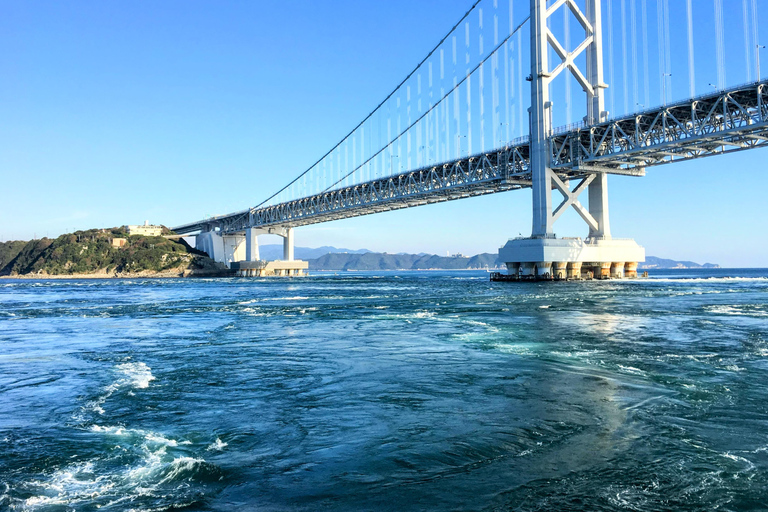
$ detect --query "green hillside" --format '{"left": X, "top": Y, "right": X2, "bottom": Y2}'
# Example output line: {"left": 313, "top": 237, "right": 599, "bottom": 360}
{"left": 0, "top": 227, "right": 223, "bottom": 276}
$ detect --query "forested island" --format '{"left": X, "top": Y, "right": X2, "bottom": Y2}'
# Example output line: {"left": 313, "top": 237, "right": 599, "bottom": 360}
{"left": 0, "top": 227, "right": 224, "bottom": 278}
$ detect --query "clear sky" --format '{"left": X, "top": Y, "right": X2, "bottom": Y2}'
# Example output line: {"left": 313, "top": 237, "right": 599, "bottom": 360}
{"left": 1, "top": 0, "right": 767, "bottom": 267}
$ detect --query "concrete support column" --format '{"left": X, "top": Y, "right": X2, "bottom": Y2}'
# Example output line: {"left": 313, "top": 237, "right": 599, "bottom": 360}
{"left": 245, "top": 228, "right": 259, "bottom": 262}
{"left": 222, "top": 235, "right": 246, "bottom": 268}
{"left": 624, "top": 262, "right": 638, "bottom": 278}
{"left": 585, "top": 0, "right": 610, "bottom": 240}
{"left": 536, "top": 261, "right": 553, "bottom": 278}
{"left": 567, "top": 262, "right": 582, "bottom": 280}
{"left": 588, "top": 173, "right": 611, "bottom": 239}
{"left": 553, "top": 262, "right": 567, "bottom": 280}
{"left": 506, "top": 262, "right": 521, "bottom": 275}
{"left": 520, "top": 262, "right": 536, "bottom": 277}
{"left": 530, "top": 0, "right": 553, "bottom": 238}
{"left": 283, "top": 228, "right": 294, "bottom": 261}
{"left": 610, "top": 262, "right": 625, "bottom": 279}
{"left": 582, "top": 264, "right": 599, "bottom": 280}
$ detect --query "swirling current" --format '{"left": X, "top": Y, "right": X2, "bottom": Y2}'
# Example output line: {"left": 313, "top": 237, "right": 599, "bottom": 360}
{"left": 1, "top": 269, "right": 767, "bottom": 511}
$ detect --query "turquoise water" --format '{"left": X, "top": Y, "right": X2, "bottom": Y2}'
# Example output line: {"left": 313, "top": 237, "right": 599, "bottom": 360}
{"left": 1, "top": 269, "right": 768, "bottom": 511}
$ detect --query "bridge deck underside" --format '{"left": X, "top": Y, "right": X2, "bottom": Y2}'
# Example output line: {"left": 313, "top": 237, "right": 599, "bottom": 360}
{"left": 173, "top": 81, "right": 768, "bottom": 235}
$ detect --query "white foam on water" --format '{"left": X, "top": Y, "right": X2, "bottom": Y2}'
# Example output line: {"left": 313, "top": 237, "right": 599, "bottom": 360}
{"left": 79, "top": 362, "right": 156, "bottom": 418}
{"left": 206, "top": 438, "right": 228, "bottom": 451}
{"left": 157, "top": 457, "right": 206, "bottom": 485}
{"left": 241, "top": 307, "right": 269, "bottom": 317}
{"left": 91, "top": 425, "right": 129, "bottom": 436}
{"left": 22, "top": 461, "right": 116, "bottom": 510}
{"left": 18, "top": 425, "right": 211, "bottom": 510}
{"left": 90, "top": 425, "right": 187, "bottom": 448}
{"left": 144, "top": 433, "right": 182, "bottom": 447}
{"left": 704, "top": 305, "right": 768, "bottom": 318}
{"left": 628, "top": 276, "right": 768, "bottom": 284}
{"left": 493, "top": 342, "right": 538, "bottom": 356}
{"left": 720, "top": 452, "right": 756, "bottom": 473}
{"left": 116, "top": 362, "right": 155, "bottom": 389}
{"left": 618, "top": 365, "right": 646, "bottom": 376}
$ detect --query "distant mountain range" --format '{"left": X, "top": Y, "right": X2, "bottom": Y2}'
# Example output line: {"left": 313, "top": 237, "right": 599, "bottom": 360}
{"left": 309, "top": 252, "right": 498, "bottom": 271}
{"left": 280, "top": 246, "right": 720, "bottom": 271}
{"left": 640, "top": 256, "right": 720, "bottom": 269}
{"left": 257, "top": 244, "right": 370, "bottom": 261}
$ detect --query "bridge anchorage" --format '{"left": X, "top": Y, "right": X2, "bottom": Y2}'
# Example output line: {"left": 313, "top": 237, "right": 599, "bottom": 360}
{"left": 497, "top": 0, "right": 643, "bottom": 281}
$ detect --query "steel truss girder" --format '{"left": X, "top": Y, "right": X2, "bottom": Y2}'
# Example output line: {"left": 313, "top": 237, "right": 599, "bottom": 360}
{"left": 171, "top": 80, "right": 768, "bottom": 236}
{"left": 550, "top": 82, "right": 768, "bottom": 171}
{"left": 173, "top": 144, "right": 531, "bottom": 234}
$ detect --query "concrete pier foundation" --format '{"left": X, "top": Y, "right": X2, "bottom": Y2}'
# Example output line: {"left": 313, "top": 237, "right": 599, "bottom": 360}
{"left": 232, "top": 260, "right": 308, "bottom": 277}
{"left": 496, "top": 237, "right": 644, "bottom": 281}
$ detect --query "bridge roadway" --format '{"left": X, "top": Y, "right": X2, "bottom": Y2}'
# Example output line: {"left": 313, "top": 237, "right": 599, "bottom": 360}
{"left": 173, "top": 80, "right": 768, "bottom": 235}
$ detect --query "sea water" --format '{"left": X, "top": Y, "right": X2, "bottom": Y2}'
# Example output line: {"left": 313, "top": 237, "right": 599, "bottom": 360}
{"left": 1, "top": 269, "right": 767, "bottom": 511}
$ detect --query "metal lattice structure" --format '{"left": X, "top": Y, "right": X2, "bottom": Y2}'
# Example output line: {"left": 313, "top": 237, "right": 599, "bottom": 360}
{"left": 173, "top": 80, "right": 768, "bottom": 235}
{"left": 551, "top": 81, "right": 768, "bottom": 172}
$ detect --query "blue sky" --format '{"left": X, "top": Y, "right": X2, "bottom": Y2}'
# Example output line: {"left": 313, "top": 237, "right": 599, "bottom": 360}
{"left": 1, "top": 0, "right": 767, "bottom": 267}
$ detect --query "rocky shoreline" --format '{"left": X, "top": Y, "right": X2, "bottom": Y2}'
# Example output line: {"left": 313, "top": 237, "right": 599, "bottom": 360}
{"left": 0, "top": 268, "right": 234, "bottom": 279}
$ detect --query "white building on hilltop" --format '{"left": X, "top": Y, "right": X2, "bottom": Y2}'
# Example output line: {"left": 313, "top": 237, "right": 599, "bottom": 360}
{"left": 126, "top": 220, "right": 162, "bottom": 237}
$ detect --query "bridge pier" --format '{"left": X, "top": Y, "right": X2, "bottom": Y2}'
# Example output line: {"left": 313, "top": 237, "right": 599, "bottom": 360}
{"left": 196, "top": 231, "right": 245, "bottom": 268}
{"left": 196, "top": 226, "right": 306, "bottom": 276}
{"left": 498, "top": 0, "right": 644, "bottom": 280}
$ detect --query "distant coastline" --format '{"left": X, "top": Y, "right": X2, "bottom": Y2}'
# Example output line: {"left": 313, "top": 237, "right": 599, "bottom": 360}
{"left": 1, "top": 232, "right": 721, "bottom": 278}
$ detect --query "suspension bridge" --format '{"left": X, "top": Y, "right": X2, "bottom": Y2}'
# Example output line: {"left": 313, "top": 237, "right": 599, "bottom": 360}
{"left": 172, "top": 0, "right": 767, "bottom": 279}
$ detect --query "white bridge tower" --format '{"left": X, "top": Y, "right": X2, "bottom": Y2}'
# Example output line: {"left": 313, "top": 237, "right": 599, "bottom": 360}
{"left": 499, "top": 0, "right": 644, "bottom": 280}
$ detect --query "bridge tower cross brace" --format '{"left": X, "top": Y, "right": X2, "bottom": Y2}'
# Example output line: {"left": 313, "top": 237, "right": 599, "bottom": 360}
{"left": 529, "top": 0, "right": 609, "bottom": 239}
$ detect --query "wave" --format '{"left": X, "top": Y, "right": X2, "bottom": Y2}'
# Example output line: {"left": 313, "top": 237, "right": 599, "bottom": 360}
{"left": 80, "top": 362, "right": 155, "bottom": 417}
{"left": 630, "top": 276, "right": 768, "bottom": 284}
{"left": 19, "top": 433, "right": 217, "bottom": 511}
{"left": 206, "top": 438, "right": 228, "bottom": 451}
{"left": 115, "top": 362, "right": 155, "bottom": 389}
{"left": 703, "top": 305, "right": 768, "bottom": 318}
